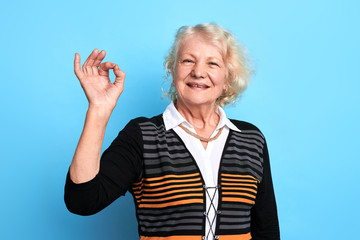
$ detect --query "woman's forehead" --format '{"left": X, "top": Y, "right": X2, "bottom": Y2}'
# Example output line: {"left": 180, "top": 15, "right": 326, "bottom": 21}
{"left": 178, "top": 34, "right": 225, "bottom": 59}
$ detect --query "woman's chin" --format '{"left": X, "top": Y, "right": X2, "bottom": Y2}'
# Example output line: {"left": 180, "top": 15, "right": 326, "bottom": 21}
{"left": 177, "top": 97, "right": 217, "bottom": 108}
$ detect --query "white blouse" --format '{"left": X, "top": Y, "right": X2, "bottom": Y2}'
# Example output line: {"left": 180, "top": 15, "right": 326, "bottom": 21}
{"left": 163, "top": 102, "right": 241, "bottom": 239}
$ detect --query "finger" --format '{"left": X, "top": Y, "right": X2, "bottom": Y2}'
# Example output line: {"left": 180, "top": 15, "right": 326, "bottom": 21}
{"left": 99, "top": 62, "right": 116, "bottom": 77}
{"left": 113, "top": 65, "right": 126, "bottom": 90}
{"left": 83, "top": 49, "right": 99, "bottom": 74}
{"left": 83, "top": 48, "right": 99, "bottom": 66}
{"left": 74, "top": 53, "right": 84, "bottom": 79}
{"left": 91, "top": 50, "right": 107, "bottom": 75}
{"left": 93, "top": 50, "right": 106, "bottom": 67}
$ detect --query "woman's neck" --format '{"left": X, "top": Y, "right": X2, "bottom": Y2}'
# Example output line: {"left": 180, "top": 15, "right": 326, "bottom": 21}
{"left": 175, "top": 100, "right": 219, "bottom": 131}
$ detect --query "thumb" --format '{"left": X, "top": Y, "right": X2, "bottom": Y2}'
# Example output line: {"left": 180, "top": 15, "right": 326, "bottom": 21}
{"left": 74, "top": 53, "right": 84, "bottom": 79}
{"left": 99, "top": 62, "right": 115, "bottom": 76}
{"left": 113, "top": 65, "right": 126, "bottom": 89}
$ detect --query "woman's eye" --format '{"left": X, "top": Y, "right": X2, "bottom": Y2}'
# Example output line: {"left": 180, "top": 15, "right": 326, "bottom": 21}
{"left": 209, "top": 62, "right": 219, "bottom": 67}
{"left": 182, "top": 59, "right": 194, "bottom": 65}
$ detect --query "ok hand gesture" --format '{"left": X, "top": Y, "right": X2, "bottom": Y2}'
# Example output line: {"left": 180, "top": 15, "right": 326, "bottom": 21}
{"left": 74, "top": 49, "right": 125, "bottom": 111}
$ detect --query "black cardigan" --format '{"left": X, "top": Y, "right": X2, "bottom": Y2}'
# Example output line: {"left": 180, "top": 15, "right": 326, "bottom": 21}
{"left": 65, "top": 115, "right": 280, "bottom": 239}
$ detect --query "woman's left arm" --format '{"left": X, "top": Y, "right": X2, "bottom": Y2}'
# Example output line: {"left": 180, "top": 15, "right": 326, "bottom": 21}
{"left": 251, "top": 141, "right": 280, "bottom": 239}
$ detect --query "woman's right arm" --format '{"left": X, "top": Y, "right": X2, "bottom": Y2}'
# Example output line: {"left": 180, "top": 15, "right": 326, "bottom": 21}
{"left": 69, "top": 49, "right": 126, "bottom": 184}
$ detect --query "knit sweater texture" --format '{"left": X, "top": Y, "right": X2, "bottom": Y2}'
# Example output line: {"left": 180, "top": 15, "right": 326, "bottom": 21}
{"left": 65, "top": 115, "right": 280, "bottom": 240}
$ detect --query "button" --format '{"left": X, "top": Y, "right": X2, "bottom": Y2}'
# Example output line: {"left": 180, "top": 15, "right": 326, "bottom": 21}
{"left": 203, "top": 185, "right": 207, "bottom": 189}
{"left": 215, "top": 236, "right": 219, "bottom": 239}
{"left": 202, "top": 236, "right": 205, "bottom": 240}
{"left": 217, "top": 210, "right": 222, "bottom": 214}
{"left": 203, "top": 211, "right": 208, "bottom": 216}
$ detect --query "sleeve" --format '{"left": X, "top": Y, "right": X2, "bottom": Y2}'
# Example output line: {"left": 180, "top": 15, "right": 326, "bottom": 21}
{"left": 64, "top": 119, "right": 144, "bottom": 216}
{"left": 251, "top": 140, "right": 280, "bottom": 239}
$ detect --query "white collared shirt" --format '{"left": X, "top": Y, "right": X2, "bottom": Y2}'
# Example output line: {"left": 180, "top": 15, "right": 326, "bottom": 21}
{"left": 163, "top": 102, "right": 241, "bottom": 238}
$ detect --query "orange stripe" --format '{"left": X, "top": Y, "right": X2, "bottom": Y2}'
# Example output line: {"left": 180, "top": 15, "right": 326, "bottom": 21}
{"left": 134, "top": 188, "right": 203, "bottom": 199}
{"left": 133, "top": 190, "right": 142, "bottom": 195}
{"left": 138, "top": 182, "right": 203, "bottom": 193}
{"left": 222, "top": 197, "right": 255, "bottom": 205}
{"left": 143, "top": 178, "right": 201, "bottom": 187}
{"left": 133, "top": 181, "right": 143, "bottom": 186}
{"left": 134, "top": 186, "right": 203, "bottom": 195}
{"left": 133, "top": 174, "right": 201, "bottom": 189}
{"left": 221, "top": 177, "right": 258, "bottom": 183}
{"left": 222, "top": 191, "right": 256, "bottom": 199}
{"left": 139, "top": 199, "right": 203, "bottom": 208}
{"left": 218, "top": 233, "right": 252, "bottom": 240}
{"left": 142, "top": 173, "right": 200, "bottom": 182}
{"left": 139, "top": 188, "right": 203, "bottom": 197}
{"left": 221, "top": 173, "right": 258, "bottom": 181}
{"left": 221, "top": 182, "right": 257, "bottom": 188}
{"left": 140, "top": 234, "right": 252, "bottom": 240}
{"left": 140, "top": 236, "right": 202, "bottom": 240}
{"left": 133, "top": 186, "right": 142, "bottom": 191}
{"left": 222, "top": 186, "right": 257, "bottom": 194}
{"left": 140, "top": 193, "right": 203, "bottom": 202}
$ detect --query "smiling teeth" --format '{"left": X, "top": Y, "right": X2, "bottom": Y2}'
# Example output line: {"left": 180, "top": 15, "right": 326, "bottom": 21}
{"left": 188, "top": 83, "right": 208, "bottom": 88}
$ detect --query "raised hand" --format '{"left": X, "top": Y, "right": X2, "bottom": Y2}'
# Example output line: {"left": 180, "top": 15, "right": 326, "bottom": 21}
{"left": 74, "top": 49, "right": 126, "bottom": 111}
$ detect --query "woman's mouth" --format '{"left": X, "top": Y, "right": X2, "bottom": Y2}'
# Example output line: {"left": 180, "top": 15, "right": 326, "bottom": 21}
{"left": 186, "top": 83, "right": 209, "bottom": 88}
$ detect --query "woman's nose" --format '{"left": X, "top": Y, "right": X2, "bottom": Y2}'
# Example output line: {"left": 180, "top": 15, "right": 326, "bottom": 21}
{"left": 191, "top": 63, "right": 207, "bottom": 78}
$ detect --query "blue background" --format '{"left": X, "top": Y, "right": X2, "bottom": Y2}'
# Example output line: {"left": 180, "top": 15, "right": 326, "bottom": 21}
{"left": 1, "top": 0, "right": 359, "bottom": 239}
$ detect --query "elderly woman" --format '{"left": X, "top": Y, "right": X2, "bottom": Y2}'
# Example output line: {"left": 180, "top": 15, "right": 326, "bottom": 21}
{"left": 65, "top": 23, "right": 279, "bottom": 240}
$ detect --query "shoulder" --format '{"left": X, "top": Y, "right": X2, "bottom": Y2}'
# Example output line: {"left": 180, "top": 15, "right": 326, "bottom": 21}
{"left": 229, "top": 119, "right": 263, "bottom": 133}
{"left": 121, "top": 114, "right": 164, "bottom": 136}
{"left": 124, "top": 114, "right": 163, "bottom": 127}
{"left": 110, "top": 114, "right": 164, "bottom": 148}
{"left": 229, "top": 119, "right": 266, "bottom": 142}
{"left": 127, "top": 114, "right": 164, "bottom": 128}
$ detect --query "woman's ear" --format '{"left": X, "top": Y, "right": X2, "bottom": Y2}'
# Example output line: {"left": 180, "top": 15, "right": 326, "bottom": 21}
{"left": 170, "top": 67, "right": 174, "bottom": 77}
{"left": 223, "top": 79, "right": 229, "bottom": 91}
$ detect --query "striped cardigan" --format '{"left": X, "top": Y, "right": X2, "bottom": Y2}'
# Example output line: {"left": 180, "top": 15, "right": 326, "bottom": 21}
{"left": 65, "top": 115, "right": 279, "bottom": 240}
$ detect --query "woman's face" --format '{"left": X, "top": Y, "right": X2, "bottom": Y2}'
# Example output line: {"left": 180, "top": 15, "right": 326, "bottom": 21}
{"left": 172, "top": 34, "right": 227, "bottom": 108}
